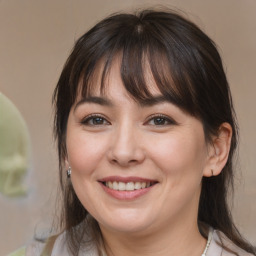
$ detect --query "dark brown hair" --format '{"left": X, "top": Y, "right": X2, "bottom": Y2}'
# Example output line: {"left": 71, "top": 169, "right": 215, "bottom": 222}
{"left": 53, "top": 8, "right": 256, "bottom": 255}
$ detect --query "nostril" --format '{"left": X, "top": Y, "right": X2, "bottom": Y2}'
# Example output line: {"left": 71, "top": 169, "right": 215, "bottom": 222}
{"left": 111, "top": 159, "right": 118, "bottom": 164}
{"left": 110, "top": 158, "right": 140, "bottom": 167}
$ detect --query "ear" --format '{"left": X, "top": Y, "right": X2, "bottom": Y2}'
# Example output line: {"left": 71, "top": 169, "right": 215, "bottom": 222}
{"left": 203, "top": 122, "right": 232, "bottom": 177}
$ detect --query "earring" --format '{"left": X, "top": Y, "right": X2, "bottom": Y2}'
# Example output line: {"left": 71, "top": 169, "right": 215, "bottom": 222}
{"left": 211, "top": 169, "right": 214, "bottom": 176}
{"left": 67, "top": 167, "right": 71, "bottom": 178}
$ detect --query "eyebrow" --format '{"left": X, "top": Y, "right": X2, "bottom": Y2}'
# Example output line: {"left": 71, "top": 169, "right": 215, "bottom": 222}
{"left": 74, "top": 96, "right": 113, "bottom": 111}
{"left": 74, "top": 95, "right": 171, "bottom": 111}
{"left": 139, "top": 95, "right": 170, "bottom": 107}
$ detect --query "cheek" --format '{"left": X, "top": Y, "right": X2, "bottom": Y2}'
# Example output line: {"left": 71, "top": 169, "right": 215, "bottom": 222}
{"left": 147, "top": 132, "right": 207, "bottom": 180}
{"left": 66, "top": 131, "right": 109, "bottom": 176}
{"left": 146, "top": 133, "right": 207, "bottom": 216}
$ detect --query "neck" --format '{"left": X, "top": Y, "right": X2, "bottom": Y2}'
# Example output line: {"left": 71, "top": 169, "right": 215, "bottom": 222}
{"left": 100, "top": 218, "right": 207, "bottom": 256}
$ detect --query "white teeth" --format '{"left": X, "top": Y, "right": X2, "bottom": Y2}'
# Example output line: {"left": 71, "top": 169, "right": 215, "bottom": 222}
{"left": 126, "top": 182, "right": 135, "bottom": 191}
{"left": 107, "top": 181, "right": 113, "bottom": 189}
{"left": 105, "top": 181, "right": 153, "bottom": 191}
{"left": 119, "top": 182, "right": 126, "bottom": 191}
{"left": 113, "top": 181, "right": 118, "bottom": 190}
{"left": 134, "top": 182, "right": 141, "bottom": 190}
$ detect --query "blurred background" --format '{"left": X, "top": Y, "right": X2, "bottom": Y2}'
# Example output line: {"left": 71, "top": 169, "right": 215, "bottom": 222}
{"left": 0, "top": 0, "right": 255, "bottom": 254}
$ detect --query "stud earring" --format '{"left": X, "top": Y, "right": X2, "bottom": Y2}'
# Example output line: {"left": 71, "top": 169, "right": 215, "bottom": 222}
{"left": 67, "top": 167, "right": 71, "bottom": 178}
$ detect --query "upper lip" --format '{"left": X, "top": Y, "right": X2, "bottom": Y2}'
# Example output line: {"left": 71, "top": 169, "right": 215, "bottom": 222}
{"left": 98, "top": 176, "right": 158, "bottom": 183}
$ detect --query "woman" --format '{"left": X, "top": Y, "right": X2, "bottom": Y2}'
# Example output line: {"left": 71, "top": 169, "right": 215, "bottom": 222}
{"left": 11, "top": 8, "right": 255, "bottom": 256}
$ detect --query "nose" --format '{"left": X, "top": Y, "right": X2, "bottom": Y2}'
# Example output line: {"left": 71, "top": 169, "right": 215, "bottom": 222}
{"left": 107, "top": 124, "right": 145, "bottom": 167}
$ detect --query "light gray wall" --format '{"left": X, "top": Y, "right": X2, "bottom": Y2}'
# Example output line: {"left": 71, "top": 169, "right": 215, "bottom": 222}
{"left": 0, "top": 0, "right": 255, "bottom": 254}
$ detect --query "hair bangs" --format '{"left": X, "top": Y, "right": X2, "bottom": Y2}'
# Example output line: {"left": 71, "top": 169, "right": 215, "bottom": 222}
{"left": 77, "top": 29, "right": 199, "bottom": 116}
{"left": 76, "top": 19, "right": 154, "bottom": 102}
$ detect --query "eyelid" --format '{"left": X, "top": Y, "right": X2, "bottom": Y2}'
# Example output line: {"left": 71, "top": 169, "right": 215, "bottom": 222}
{"left": 81, "top": 113, "right": 110, "bottom": 125}
{"left": 145, "top": 114, "right": 177, "bottom": 125}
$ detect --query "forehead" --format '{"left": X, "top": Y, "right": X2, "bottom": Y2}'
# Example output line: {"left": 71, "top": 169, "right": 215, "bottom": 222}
{"left": 77, "top": 56, "right": 163, "bottom": 103}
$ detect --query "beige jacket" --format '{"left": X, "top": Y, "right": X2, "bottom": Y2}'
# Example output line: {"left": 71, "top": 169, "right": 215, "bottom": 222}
{"left": 10, "top": 229, "right": 254, "bottom": 256}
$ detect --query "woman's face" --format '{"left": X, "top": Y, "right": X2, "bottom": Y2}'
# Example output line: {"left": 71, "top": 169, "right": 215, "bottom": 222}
{"left": 66, "top": 60, "right": 212, "bottom": 236}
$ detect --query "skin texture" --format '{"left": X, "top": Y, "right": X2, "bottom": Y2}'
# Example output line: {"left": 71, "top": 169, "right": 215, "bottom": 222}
{"left": 65, "top": 60, "right": 232, "bottom": 256}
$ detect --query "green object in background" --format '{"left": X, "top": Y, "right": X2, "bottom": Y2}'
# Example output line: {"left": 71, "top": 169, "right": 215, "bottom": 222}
{"left": 0, "top": 93, "right": 30, "bottom": 197}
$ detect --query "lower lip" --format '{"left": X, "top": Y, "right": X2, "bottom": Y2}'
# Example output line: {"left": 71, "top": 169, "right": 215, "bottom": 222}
{"left": 100, "top": 183, "right": 155, "bottom": 200}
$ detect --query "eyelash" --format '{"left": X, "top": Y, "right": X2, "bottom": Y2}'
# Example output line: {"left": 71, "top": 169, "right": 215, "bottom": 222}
{"left": 145, "top": 114, "right": 176, "bottom": 126}
{"left": 81, "top": 114, "right": 110, "bottom": 126}
{"left": 81, "top": 113, "right": 176, "bottom": 127}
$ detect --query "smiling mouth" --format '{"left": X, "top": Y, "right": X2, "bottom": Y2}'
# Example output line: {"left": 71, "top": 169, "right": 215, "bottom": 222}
{"left": 101, "top": 181, "right": 157, "bottom": 191}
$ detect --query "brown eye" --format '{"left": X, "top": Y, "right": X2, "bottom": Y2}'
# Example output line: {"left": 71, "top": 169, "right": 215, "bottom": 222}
{"left": 146, "top": 114, "right": 176, "bottom": 126}
{"left": 91, "top": 117, "right": 105, "bottom": 125}
{"left": 82, "top": 115, "right": 110, "bottom": 126}
{"left": 153, "top": 117, "right": 168, "bottom": 125}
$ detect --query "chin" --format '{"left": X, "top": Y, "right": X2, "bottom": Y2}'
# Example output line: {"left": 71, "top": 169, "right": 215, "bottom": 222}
{"left": 96, "top": 209, "right": 157, "bottom": 234}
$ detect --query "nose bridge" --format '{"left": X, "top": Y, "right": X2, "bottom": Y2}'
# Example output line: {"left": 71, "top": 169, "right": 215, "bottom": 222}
{"left": 109, "top": 119, "right": 144, "bottom": 166}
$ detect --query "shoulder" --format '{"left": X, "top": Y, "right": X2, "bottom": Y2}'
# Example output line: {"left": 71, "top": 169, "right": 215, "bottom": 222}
{"left": 22, "top": 231, "right": 98, "bottom": 256}
{"left": 8, "top": 236, "right": 55, "bottom": 256}
{"left": 50, "top": 232, "right": 99, "bottom": 256}
{"left": 6, "top": 247, "right": 26, "bottom": 256}
{"left": 24, "top": 234, "right": 63, "bottom": 256}
{"left": 24, "top": 239, "right": 46, "bottom": 256}
{"left": 7, "top": 240, "right": 45, "bottom": 256}
{"left": 6, "top": 241, "right": 45, "bottom": 256}
{"left": 208, "top": 229, "right": 254, "bottom": 256}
